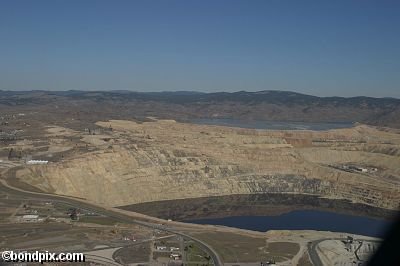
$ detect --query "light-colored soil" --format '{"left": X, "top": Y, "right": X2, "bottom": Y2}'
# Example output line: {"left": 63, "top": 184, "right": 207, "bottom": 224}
{"left": 13, "top": 119, "right": 400, "bottom": 209}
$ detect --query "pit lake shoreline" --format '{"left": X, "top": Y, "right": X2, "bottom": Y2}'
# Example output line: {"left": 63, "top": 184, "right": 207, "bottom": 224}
{"left": 184, "top": 210, "right": 390, "bottom": 238}
{"left": 120, "top": 119, "right": 393, "bottom": 237}
{"left": 118, "top": 193, "right": 396, "bottom": 238}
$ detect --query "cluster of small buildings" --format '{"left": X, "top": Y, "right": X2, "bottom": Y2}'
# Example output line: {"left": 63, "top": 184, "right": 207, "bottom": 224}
{"left": 169, "top": 253, "right": 181, "bottom": 260}
{"left": 261, "top": 260, "right": 276, "bottom": 266}
{"left": 155, "top": 245, "right": 180, "bottom": 252}
{"left": 155, "top": 245, "right": 168, "bottom": 251}
{"left": 342, "top": 165, "right": 378, "bottom": 173}
{"left": 122, "top": 235, "right": 137, "bottom": 242}
{"left": 155, "top": 245, "right": 181, "bottom": 260}
{"left": 20, "top": 214, "right": 43, "bottom": 222}
{"left": 332, "top": 164, "right": 378, "bottom": 174}
{"left": 84, "top": 128, "right": 104, "bottom": 135}
{"left": 0, "top": 131, "right": 18, "bottom": 141}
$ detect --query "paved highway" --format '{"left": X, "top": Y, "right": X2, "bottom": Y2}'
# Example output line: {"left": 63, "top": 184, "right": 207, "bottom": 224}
{"left": 307, "top": 239, "right": 328, "bottom": 266}
{"left": 0, "top": 179, "right": 223, "bottom": 266}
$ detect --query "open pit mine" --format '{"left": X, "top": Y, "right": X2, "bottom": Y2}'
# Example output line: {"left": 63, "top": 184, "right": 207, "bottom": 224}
{"left": 11, "top": 119, "right": 400, "bottom": 211}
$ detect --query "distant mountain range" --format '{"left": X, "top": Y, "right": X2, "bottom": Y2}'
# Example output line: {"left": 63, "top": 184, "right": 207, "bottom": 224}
{"left": 1, "top": 90, "right": 399, "bottom": 128}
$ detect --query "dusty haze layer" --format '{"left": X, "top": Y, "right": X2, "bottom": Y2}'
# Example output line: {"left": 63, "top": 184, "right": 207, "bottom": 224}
{"left": 15, "top": 120, "right": 400, "bottom": 209}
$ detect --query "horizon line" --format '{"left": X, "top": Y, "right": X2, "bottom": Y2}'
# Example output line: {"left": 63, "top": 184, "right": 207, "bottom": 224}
{"left": 0, "top": 89, "right": 399, "bottom": 100}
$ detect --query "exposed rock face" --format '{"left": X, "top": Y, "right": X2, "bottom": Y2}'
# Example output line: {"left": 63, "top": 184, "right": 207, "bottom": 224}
{"left": 16, "top": 120, "right": 400, "bottom": 209}
{"left": 283, "top": 137, "right": 312, "bottom": 147}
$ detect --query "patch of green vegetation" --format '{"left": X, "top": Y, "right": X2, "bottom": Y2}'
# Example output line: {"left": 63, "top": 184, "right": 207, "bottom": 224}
{"left": 192, "top": 232, "right": 299, "bottom": 263}
{"left": 78, "top": 216, "right": 117, "bottom": 225}
{"left": 114, "top": 243, "right": 151, "bottom": 264}
{"left": 261, "top": 242, "right": 300, "bottom": 262}
{"left": 192, "top": 232, "right": 266, "bottom": 263}
{"left": 185, "top": 242, "right": 211, "bottom": 264}
{"left": 0, "top": 213, "right": 11, "bottom": 221}
{"left": 152, "top": 251, "right": 170, "bottom": 260}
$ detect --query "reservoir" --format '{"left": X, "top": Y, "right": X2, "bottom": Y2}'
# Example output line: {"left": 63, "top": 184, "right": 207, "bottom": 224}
{"left": 185, "top": 209, "right": 390, "bottom": 238}
{"left": 119, "top": 194, "right": 394, "bottom": 238}
{"left": 190, "top": 118, "right": 354, "bottom": 131}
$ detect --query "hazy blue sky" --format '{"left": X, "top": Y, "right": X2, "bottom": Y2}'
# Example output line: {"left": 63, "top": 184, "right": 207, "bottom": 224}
{"left": 0, "top": 0, "right": 399, "bottom": 97}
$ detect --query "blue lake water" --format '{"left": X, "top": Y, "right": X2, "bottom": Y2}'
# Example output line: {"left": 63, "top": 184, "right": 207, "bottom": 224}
{"left": 186, "top": 209, "right": 390, "bottom": 237}
{"left": 191, "top": 118, "right": 354, "bottom": 131}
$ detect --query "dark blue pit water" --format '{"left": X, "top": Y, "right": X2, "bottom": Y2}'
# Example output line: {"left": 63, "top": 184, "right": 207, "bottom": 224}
{"left": 186, "top": 209, "right": 389, "bottom": 237}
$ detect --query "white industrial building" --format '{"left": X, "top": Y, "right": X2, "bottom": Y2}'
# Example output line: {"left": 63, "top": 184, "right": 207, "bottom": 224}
{"left": 21, "top": 214, "right": 39, "bottom": 222}
{"left": 26, "top": 160, "right": 48, "bottom": 165}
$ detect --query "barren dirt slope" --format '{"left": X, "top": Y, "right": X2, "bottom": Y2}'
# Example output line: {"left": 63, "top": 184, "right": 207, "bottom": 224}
{"left": 15, "top": 120, "right": 400, "bottom": 209}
